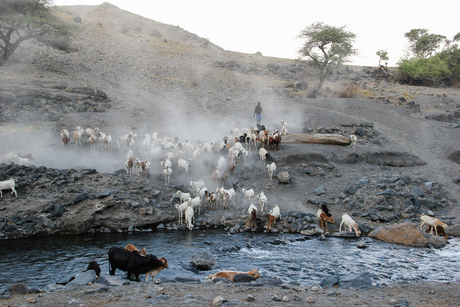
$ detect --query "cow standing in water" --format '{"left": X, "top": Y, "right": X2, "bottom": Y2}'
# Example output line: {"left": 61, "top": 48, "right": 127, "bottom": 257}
{"left": 108, "top": 247, "right": 168, "bottom": 282}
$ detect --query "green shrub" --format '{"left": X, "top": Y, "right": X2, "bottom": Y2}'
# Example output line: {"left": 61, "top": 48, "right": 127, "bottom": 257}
{"left": 396, "top": 55, "right": 451, "bottom": 85}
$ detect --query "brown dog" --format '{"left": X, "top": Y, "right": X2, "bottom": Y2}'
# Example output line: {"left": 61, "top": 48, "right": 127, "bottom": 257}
{"left": 206, "top": 268, "right": 261, "bottom": 281}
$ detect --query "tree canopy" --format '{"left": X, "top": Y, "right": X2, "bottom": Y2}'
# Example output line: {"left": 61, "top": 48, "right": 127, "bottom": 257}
{"left": 0, "top": 0, "right": 71, "bottom": 66}
{"left": 297, "top": 22, "right": 356, "bottom": 93}
{"left": 404, "top": 29, "right": 446, "bottom": 58}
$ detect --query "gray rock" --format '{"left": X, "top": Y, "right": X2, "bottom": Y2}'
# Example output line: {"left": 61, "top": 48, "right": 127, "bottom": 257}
{"left": 376, "top": 189, "right": 396, "bottom": 196}
{"left": 212, "top": 296, "right": 227, "bottom": 306}
{"left": 343, "top": 185, "right": 356, "bottom": 195}
{"left": 339, "top": 272, "right": 372, "bottom": 289}
{"left": 66, "top": 270, "right": 96, "bottom": 287}
{"left": 191, "top": 251, "right": 216, "bottom": 270}
{"left": 7, "top": 283, "right": 28, "bottom": 294}
{"left": 74, "top": 192, "right": 88, "bottom": 204}
{"left": 233, "top": 274, "right": 257, "bottom": 282}
{"left": 277, "top": 171, "right": 291, "bottom": 184}
{"left": 96, "top": 275, "right": 125, "bottom": 287}
{"left": 412, "top": 186, "right": 425, "bottom": 197}
{"left": 319, "top": 275, "right": 340, "bottom": 288}
{"left": 43, "top": 284, "right": 65, "bottom": 293}
{"left": 314, "top": 187, "right": 325, "bottom": 195}
{"left": 52, "top": 204, "right": 64, "bottom": 218}
{"left": 453, "top": 176, "right": 460, "bottom": 183}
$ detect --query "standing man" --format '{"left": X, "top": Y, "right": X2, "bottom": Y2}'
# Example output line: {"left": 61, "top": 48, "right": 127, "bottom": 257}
{"left": 254, "top": 102, "right": 262, "bottom": 125}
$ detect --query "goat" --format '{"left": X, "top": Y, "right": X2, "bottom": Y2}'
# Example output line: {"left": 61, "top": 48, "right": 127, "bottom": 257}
{"left": 317, "top": 208, "right": 334, "bottom": 231}
{"left": 190, "top": 196, "right": 202, "bottom": 216}
{"left": 89, "top": 134, "right": 97, "bottom": 152}
{"left": 145, "top": 257, "right": 169, "bottom": 282}
{"left": 222, "top": 191, "right": 232, "bottom": 211}
{"left": 280, "top": 120, "right": 288, "bottom": 136}
{"left": 190, "top": 179, "right": 205, "bottom": 196}
{"left": 85, "top": 127, "right": 100, "bottom": 143}
{"left": 256, "top": 191, "right": 268, "bottom": 212}
{"left": 241, "top": 188, "right": 255, "bottom": 205}
{"left": 140, "top": 160, "right": 150, "bottom": 177}
{"left": 216, "top": 186, "right": 235, "bottom": 207}
{"left": 265, "top": 205, "right": 280, "bottom": 232}
{"left": 0, "top": 152, "right": 15, "bottom": 164}
{"left": 247, "top": 203, "right": 258, "bottom": 228}
{"left": 424, "top": 225, "right": 449, "bottom": 239}
{"left": 16, "top": 153, "right": 36, "bottom": 165}
{"left": 185, "top": 204, "right": 194, "bottom": 230}
{"left": 61, "top": 130, "right": 70, "bottom": 148}
{"left": 0, "top": 179, "right": 17, "bottom": 198}
{"left": 420, "top": 213, "right": 448, "bottom": 237}
{"left": 176, "top": 191, "right": 191, "bottom": 204}
{"left": 259, "top": 147, "right": 269, "bottom": 164}
{"left": 340, "top": 213, "right": 361, "bottom": 237}
{"left": 178, "top": 158, "right": 192, "bottom": 174}
{"left": 13, "top": 154, "right": 29, "bottom": 166}
{"left": 205, "top": 191, "right": 217, "bottom": 210}
{"left": 72, "top": 127, "right": 84, "bottom": 147}
{"left": 175, "top": 202, "right": 189, "bottom": 223}
{"left": 102, "top": 134, "right": 112, "bottom": 152}
{"left": 266, "top": 162, "right": 276, "bottom": 181}
{"left": 162, "top": 165, "right": 172, "bottom": 183}
{"left": 125, "top": 157, "right": 134, "bottom": 175}
{"left": 350, "top": 134, "right": 357, "bottom": 149}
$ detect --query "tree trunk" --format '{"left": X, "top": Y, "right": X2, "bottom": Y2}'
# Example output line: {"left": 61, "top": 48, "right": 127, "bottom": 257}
{"left": 281, "top": 133, "right": 352, "bottom": 146}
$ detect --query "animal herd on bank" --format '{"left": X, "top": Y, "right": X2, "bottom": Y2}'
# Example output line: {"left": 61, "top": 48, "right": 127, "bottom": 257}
{"left": 1, "top": 119, "right": 450, "bottom": 238}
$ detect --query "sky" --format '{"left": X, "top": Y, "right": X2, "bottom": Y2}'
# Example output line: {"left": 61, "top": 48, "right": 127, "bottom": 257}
{"left": 54, "top": 0, "right": 460, "bottom": 67}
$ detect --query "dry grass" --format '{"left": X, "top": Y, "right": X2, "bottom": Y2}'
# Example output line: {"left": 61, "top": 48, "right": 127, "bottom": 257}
{"left": 338, "top": 83, "right": 359, "bottom": 98}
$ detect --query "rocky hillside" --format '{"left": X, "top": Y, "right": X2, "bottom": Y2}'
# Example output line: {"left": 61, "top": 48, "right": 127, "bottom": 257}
{"left": 0, "top": 2, "right": 460, "bottom": 242}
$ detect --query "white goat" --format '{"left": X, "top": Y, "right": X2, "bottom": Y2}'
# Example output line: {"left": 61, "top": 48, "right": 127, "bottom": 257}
{"left": 241, "top": 188, "right": 255, "bottom": 205}
{"left": 89, "top": 134, "right": 97, "bottom": 152}
{"left": 85, "top": 127, "right": 100, "bottom": 143}
{"left": 0, "top": 152, "right": 15, "bottom": 164}
{"left": 216, "top": 187, "right": 235, "bottom": 206}
{"left": 280, "top": 120, "right": 288, "bottom": 136}
{"left": 163, "top": 166, "right": 172, "bottom": 183}
{"left": 259, "top": 147, "right": 269, "bottom": 164}
{"left": 420, "top": 213, "right": 448, "bottom": 237}
{"left": 0, "top": 179, "right": 17, "bottom": 198}
{"left": 256, "top": 191, "right": 268, "bottom": 212}
{"left": 185, "top": 204, "right": 194, "bottom": 230}
{"left": 13, "top": 154, "right": 30, "bottom": 166}
{"left": 340, "top": 213, "right": 361, "bottom": 237}
{"left": 190, "top": 196, "right": 202, "bottom": 216}
{"left": 350, "top": 134, "right": 357, "bottom": 149}
{"left": 175, "top": 202, "right": 189, "bottom": 223}
{"left": 178, "top": 158, "right": 192, "bottom": 174}
{"left": 266, "top": 162, "right": 276, "bottom": 181}
{"left": 176, "top": 191, "right": 191, "bottom": 204}
{"left": 190, "top": 179, "right": 205, "bottom": 196}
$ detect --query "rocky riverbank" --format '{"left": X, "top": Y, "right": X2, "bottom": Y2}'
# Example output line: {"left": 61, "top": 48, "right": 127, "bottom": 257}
{"left": 2, "top": 275, "right": 460, "bottom": 307}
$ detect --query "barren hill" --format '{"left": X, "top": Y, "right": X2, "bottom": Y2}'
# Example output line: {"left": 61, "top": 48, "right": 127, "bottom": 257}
{"left": 0, "top": 2, "right": 460, "bottom": 236}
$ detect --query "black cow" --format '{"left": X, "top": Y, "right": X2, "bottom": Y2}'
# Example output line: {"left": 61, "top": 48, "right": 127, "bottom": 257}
{"left": 108, "top": 247, "right": 166, "bottom": 282}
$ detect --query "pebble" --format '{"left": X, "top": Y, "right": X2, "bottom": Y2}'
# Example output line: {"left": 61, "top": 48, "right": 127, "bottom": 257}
{"left": 212, "top": 296, "right": 227, "bottom": 306}
{"left": 306, "top": 297, "right": 314, "bottom": 303}
{"left": 245, "top": 295, "right": 255, "bottom": 302}
{"left": 282, "top": 295, "right": 290, "bottom": 302}
{"left": 272, "top": 295, "right": 281, "bottom": 301}
{"left": 311, "top": 286, "right": 320, "bottom": 292}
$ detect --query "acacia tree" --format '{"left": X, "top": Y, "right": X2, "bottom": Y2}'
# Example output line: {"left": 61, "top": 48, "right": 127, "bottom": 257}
{"left": 0, "top": 0, "right": 70, "bottom": 66}
{"left": 297, "top": 22, "right": 356, "bottom": 93}
{"left": 404, "top": 29, "right": 446, "bottom": 58}
{"left": 376, "top": 50, "right": 389, "bottom": 70}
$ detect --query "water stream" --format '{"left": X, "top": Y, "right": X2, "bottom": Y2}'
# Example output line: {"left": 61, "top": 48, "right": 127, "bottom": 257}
{"left": 1, "top": 230, "right": 459, "bottom": 290}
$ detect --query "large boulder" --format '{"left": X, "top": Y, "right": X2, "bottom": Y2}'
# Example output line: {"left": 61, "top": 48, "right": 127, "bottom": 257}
{"left": 277, "top": 171, "right": 291, "bottom": 184}
{"left": 190, "top": 251, "right": 216, "bottom": 271}
{"left": 66, "top": 270, "right": 97, "bottom": 287}
{"left": 339, "top": 272, "right": 372, "bottom": 289}
{"left": 369, "top": 222, "right": 428, "bottom": 247}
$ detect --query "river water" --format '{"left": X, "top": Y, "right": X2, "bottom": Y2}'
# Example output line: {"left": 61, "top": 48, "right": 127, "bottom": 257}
{"left": 1, "top": 230, "right": 459, "bottom": 290}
